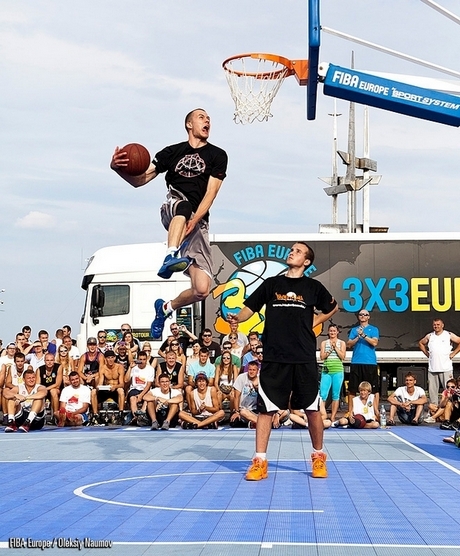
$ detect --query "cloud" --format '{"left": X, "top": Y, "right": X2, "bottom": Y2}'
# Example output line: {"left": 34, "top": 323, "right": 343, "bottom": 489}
{"left": 0, "top": 31, "right": 148, "bottom": 88}
{"left": 15, "top": 211, "right": 55, "bottom": 229}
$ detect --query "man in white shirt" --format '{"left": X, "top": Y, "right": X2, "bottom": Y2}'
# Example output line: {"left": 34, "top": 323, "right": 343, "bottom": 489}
{"left": 144, "top": 373, "right": 183, "bottom": 430}
{"left": 58, "top": 371, "right": 91, "bottom": 426}
{"left": 230, "top": 361, "right": 259, "bottom": 428}
{"left": 419, "top": 318, "right": 460, "bottom": 404}
{"left": 3, "top": 369, "right": 47, "bottom": 433}
{"left": 124, "top": 351, "right": 155, "bottom": 425}
{"left": 387, "top": 372, "right": 428, "bottom": 425}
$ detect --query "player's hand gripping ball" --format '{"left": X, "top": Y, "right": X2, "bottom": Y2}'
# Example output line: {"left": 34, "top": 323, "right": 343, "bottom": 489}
{"left": 121, "top": 143, "right": 151, "bottom": 176}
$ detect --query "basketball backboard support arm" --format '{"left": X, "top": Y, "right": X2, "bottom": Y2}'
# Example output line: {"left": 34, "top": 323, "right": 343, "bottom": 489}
{"left": 307, "top": 0, "right": 321, "bottom": 120}
{"left": 320, "top": 63, "right": 460, "bottom": 127}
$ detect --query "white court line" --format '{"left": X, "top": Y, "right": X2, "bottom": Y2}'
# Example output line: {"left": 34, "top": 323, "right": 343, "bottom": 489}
{"left": 387, "top": 430, "right": 460, "bottom": 476}
{"left": 74, "top": 470, "right": 323, "bottom": 513}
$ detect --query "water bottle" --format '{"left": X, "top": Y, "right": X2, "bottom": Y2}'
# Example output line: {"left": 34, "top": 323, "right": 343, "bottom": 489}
{"left": 380, "top": 404, "right": 387, "bottom": 428}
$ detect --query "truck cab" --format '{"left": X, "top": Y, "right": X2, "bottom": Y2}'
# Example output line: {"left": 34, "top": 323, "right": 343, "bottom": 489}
{"left": 77, "top": 243, "right": 196, "bottom": 353}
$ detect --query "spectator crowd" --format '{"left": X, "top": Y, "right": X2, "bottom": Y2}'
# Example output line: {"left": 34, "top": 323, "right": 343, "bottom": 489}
{"left": 1, "top": 317, "right": 459, "bottom": 440}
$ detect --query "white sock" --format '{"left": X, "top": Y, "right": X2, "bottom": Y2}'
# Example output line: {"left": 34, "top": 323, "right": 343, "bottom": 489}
{"left": 255, "top": 452, "right": 266, "bottom": 460}
{"left": 312, "top": 448, "right": 324, "bottom": 454}
{"left": 164, "top": 301, "right": 173, "bottom": 315}
{"left": 166, "top": 246, "right": 178, "bottom": 257}
{"left": 28, "top": 412, "right": 37, "bottom": 423}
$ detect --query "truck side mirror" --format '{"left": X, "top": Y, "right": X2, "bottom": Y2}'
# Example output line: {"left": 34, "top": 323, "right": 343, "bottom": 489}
{"left": 90, "top": 285, "right": 105, "bottom": 324}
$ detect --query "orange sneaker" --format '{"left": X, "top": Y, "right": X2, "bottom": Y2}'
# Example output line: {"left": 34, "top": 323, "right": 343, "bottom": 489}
{"left": 311, "top": 452, "right": 328, "bottom": 478}
{"left": 245, "top": 457, "right": 268, "bottom": 481}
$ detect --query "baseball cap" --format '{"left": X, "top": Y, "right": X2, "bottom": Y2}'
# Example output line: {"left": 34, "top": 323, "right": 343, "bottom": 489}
{"left": 87, "top": 337, "right": 97, "bottom": 345}
{"left": 195, "top": 373, "right": 209, "bottom": 383}
{"left": 105, "top": 350, "right": 116, "bottom": 357}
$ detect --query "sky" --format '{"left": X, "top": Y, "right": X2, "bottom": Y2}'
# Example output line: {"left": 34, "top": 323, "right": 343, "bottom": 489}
{"left": 1, "top": 0, "right": 460, "bottom": 342}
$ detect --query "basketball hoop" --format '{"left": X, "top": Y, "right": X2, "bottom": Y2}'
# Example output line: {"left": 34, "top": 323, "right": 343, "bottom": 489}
{"left": 222, "top": 53, "right": 308, "bottom": 124}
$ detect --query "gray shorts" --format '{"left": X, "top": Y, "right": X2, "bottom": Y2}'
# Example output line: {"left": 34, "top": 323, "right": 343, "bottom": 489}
{"left": 160, "top": 187, "right": 213, "bottom": 279}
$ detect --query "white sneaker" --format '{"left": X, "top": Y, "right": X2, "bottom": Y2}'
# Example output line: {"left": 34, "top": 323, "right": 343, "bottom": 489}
{"left": 424, "top": 416, "right": 436, "bottom": 424}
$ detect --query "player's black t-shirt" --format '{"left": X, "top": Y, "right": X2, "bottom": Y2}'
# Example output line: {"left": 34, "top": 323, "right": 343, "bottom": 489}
{"left": 153, "top": 141, "right": 228, "bottom": 220}
{"left": 244, "top": 275, "right": 337, "bottom": 364}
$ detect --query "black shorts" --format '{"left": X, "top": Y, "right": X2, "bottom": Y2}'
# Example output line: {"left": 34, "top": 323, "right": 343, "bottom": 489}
{"left": 127, "top": 389, "right": 143, "bottom": 400}
{"left": 15, "top": 408, "right": 45, "bottom": 430}
{"left": 348, "top": 364, "right": 379, "bottom": 394}
{"left": 97, "top": 389, "right": 122, "bottom": 405}
{"left": 257, "top": 361, "right": 320, "bottom": 413}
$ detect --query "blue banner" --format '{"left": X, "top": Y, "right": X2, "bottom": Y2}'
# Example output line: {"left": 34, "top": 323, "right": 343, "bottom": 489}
{"left": 323, "top": 64, "right": 460, "bottom": 127}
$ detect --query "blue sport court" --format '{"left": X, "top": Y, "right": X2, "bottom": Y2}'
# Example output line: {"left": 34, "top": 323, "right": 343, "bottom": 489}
{"left": 1, "top": 424, "right": 460, "bottom": 555}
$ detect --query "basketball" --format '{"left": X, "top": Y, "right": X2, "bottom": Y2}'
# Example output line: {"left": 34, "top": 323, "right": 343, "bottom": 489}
{"left": 352, "top": 414, "right": 367, "bottom": 429}
{"left": 121, "top": 143, "right": 151, "bottom": 176}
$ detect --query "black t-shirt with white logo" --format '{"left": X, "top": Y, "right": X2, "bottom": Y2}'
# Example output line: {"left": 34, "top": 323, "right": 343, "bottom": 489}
{"left": 244, "top": 275, "right": 337, "bottom": 364}
{"left": 154, "top": 141, "right": 228, "bottom": 220}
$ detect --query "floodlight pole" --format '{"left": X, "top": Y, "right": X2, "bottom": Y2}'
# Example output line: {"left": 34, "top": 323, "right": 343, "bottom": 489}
{"left": 363, "top": 106, "right": 370, "bottom": 233}
{"left": 345, "top": 54, "right": 356, "bottom": 233}
{"left": 328, "top": 101, "right": 342, "bottom": 224}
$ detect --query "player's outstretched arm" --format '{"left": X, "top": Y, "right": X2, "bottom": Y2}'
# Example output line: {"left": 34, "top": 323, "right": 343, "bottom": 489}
{"left": 110, "top": 146, "right": 157, "bottom": 188}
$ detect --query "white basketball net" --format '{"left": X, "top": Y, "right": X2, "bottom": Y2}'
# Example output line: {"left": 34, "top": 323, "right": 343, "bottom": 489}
{"left": 224, "top": 56, "right": 290, "bottom": 124}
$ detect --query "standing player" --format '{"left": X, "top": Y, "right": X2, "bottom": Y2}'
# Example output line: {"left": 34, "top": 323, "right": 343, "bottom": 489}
{"left": 228, "top": 242, "right": 338, "bottom": 480}
{"left": 111, "top": 108, "right": 228, "bottom": 339}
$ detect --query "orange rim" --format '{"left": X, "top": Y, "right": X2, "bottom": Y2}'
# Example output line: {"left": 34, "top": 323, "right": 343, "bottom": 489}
{"left": 223, "top": 53, "right": 308, "bottom": 84}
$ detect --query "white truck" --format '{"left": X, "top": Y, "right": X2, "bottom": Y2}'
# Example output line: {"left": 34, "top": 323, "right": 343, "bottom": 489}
{"left": 78, "top": 232, "right": 460, "bottom": 393}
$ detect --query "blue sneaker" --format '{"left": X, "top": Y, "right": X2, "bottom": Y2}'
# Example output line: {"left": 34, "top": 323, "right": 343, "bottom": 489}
{"left": 157, "top": 253, "right": 192, "bottom": 279}
{"left": 151, "top": 299, "right": 171, "bottom": 339}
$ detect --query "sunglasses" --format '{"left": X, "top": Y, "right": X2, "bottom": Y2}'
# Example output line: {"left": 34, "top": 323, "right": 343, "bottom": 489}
{"left": 171, "top": 343, "right": 179, "bottom": 347}
{"left": 256, "top": 351, "right": 263, "bottom": 355}
{"left": 202, "top": 334, "right": 212, "bottom": 338}
{"left": 121, "top": 328, "right": 131, "bottom": 332}
{"left": 358, "top": 313, "right": 369, "bottom": 317}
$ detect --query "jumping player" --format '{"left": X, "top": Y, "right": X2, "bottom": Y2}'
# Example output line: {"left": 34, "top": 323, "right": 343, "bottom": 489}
{"left": 111, "top": 109, "right": 228, "bottom": 339}
{"left": 227, "top": 242, "right": 338, "bottom": 480}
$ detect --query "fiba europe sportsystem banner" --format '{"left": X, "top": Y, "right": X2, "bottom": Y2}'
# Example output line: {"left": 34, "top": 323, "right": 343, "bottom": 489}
{"left": 321, "top": 63, "right": 460, "bottom": 127}
{"left": 206, "top": 238, "right": 460, "bottom": 351}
